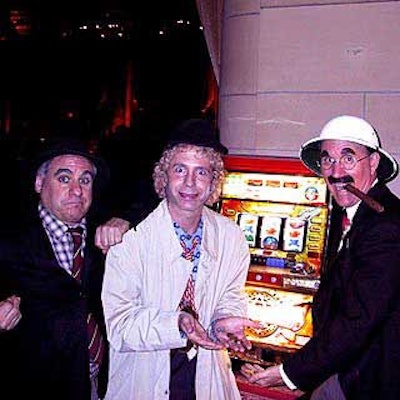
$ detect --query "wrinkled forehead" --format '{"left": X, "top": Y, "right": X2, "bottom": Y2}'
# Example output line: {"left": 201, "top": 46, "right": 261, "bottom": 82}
{"left": 173, "top": 145, "right": 212, "bottom": 161}
{"left": 49, "top": 154, "right": 95, "bottom": 173}
{"left": 320, "top": 139, "right": 368, "bottom": 155}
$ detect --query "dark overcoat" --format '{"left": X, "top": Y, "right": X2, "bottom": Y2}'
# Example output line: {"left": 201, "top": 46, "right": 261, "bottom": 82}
{"left": 0, "top": 214, "right": 108, "bottom": 400}
{"left": 284, "top": 184, "right": 400, "bottom": 399}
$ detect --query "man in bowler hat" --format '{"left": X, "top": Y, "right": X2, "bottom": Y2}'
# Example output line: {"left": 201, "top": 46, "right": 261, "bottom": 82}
{"left": 101, "top": 118, "right": 261, "bottom": 399}
{"left": 0, "top": 138, "right": 109, "bottom": 400}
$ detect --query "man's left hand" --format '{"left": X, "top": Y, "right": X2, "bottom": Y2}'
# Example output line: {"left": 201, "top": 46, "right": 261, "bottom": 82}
{"left": 213, "top": 317, "right": 262, "bottom": 352}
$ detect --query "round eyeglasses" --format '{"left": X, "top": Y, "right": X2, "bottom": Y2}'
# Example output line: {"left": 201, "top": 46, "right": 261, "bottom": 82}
{"left": 317, "top": 153, "right": 371, "bottom": 171}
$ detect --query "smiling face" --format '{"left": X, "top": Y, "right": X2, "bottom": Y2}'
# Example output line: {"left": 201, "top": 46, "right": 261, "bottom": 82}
{"left": 35, "top": 154, "right": 95, "bottom": 224}
{"left": 165, "top": 147, "right": 214, "bottom": 224}
{"left": 320, "top": 140, "right": 380, "bottom": 207}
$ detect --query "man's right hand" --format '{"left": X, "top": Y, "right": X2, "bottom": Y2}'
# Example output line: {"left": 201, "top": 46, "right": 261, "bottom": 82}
{"left": 240, "top": 363, "right": 284, "bottom": 387}
{"left": 0, "top": 295, "right": 22, "bottom": 332}
{"left": 95, "top": 217, "right": 130, "bottom": 254}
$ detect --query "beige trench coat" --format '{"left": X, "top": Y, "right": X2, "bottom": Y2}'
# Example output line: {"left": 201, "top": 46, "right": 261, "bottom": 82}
{"left": 102, "top": 200, "right": 250, "bottom": 399}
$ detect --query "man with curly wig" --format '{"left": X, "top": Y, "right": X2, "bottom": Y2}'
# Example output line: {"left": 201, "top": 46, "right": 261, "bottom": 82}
{"left": 101, "top": 119, "right": 260, "bottom": 399}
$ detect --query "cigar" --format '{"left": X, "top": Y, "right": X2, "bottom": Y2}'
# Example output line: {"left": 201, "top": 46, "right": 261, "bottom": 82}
{"left": 344, "top": 184, "right": 385, "bottom": 213}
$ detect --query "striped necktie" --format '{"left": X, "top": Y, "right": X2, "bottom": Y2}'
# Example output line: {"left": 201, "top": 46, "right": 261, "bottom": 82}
{"left": 70, "top": 227, "right": 105, "bottom": 366}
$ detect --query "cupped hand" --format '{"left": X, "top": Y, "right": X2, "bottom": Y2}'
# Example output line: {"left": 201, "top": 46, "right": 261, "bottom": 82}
{"left": 213, "top": 317, "right": 263, "bottom": 352}
{"left": 178, "top": 312, "right": 223, "bottom": 350}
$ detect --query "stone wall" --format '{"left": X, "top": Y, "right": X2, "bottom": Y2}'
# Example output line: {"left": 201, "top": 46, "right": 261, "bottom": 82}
{"left": 219, "top": 0, "right": 400, "bottom": 194}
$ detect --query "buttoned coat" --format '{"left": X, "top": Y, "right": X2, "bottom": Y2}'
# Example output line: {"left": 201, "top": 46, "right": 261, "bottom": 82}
{"left": 284, "top": 184, "right": 400, "bottom": 399}
{"left": 102, "top": 199, "right": 250, "bottom": 400}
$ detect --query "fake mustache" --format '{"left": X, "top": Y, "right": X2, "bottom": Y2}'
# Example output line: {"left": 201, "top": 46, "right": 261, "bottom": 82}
{"left": 328, "top": 175, "right": 354, "bottom": 185}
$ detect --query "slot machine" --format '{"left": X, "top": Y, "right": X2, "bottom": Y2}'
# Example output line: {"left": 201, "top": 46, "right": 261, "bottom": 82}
{"left": 218, "top": 155, "right": 332, "bottom": 398}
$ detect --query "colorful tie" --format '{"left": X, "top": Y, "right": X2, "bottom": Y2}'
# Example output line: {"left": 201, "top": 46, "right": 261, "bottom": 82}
{"left": 179, "top": 275, "right": 198, "bottom": 320}
{"left": 70, "top": 227, "right": 105, "bottom": 366}
{"left": 178, "top": 236, "right": 200, "bottom": 320}
{"left": 342, "top": 211, "right": 351, "bottom": 232}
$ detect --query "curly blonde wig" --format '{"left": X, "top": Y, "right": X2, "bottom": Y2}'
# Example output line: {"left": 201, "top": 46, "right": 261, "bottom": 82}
{"left": 152, "top": 144, "right": 225, "bottom": 206}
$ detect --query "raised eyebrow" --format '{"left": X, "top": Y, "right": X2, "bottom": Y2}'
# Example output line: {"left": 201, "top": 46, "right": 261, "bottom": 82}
{"left": 81, "top": 170, "right": 95, "bottom": 179}
{"left": 54, "top": 168, "right": 95, "bottom": 178}
{"left": 340, "top": 147, "right": 356, "bottom": 155}
{"left": 171, "top": 162, "right": 186, "bottom": 169}
{"left": 198, "top": 167, "right": 212, "bottom": 174}
{"left": 54, "top": 168, "right": 73, "bottom": 176}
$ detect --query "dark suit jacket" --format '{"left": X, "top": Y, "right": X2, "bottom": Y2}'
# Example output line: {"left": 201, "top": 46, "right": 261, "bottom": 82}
{"left": 283, "top": 184, "right": 400, "bottom": 399}
{"left": 0, "top": 213, "right": 108, "bottom": 400}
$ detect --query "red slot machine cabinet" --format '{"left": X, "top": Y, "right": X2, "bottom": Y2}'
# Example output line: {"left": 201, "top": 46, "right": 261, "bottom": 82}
{"left": 218, "top": 155, "right": 332, "bottom": 399}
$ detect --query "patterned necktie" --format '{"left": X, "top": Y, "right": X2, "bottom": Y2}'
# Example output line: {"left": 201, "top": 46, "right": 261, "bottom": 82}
{"left": 71, "top": 227, "right": 84, "bottom": 282}
{"left": 179, "top": 276, "right": 198, "bottom": 320}
{"left": 69, "top": 227, "right": 105, "bottom": 366}
{"left": 178, "top": 236, "right": 200, "bottom": 320}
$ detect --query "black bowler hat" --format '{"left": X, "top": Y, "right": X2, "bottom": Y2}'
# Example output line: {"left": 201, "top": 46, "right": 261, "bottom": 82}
{"left": 165, "top": 119, "right": 228, "bottom": 155}
{"left": 32, "top": 137, "right": 110, "bottom": 190}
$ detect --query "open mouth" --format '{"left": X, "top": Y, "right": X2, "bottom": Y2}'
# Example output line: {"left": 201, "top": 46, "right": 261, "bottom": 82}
{"left": 333, "top": 182, "right": 348, "bottom": 191}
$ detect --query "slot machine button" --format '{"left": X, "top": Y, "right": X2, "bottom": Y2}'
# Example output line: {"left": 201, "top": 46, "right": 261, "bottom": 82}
{"left": 309, "top": 234, "right": 320, "bottom": 241}
{"left": 311, "top": 217, "right": 323, "bottom": 224}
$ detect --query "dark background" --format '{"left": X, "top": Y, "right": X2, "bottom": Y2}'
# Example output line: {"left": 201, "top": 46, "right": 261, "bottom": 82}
{"left": 0, "top": 0, "right": 214, "bottom": 229}
{"left": 0, "top": 0, "right": 210, "bottom": 137}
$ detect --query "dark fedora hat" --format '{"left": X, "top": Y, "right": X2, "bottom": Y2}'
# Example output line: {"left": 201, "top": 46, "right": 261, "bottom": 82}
{"left": 32, "top": 137, "right": 110, "bottom": 190}
{"left": 165, "top": 118, "right": 228, "bottom": 155}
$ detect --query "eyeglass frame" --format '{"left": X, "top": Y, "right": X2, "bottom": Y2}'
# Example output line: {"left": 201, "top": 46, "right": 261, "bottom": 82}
{"left": 317, "top": 152, "right": 373, "bottom": 171}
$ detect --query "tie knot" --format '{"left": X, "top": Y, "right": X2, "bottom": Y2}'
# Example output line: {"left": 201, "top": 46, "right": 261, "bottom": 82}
{"left": 70, "top": 226, "right": 83, "bottom": 236}
{"left": 69, "top": 227, "right": 84, "bottom": 247}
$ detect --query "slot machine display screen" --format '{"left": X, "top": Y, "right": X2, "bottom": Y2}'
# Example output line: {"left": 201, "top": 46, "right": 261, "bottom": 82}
{"left": 220, "top": 171, "right": 330, "bottom": 280}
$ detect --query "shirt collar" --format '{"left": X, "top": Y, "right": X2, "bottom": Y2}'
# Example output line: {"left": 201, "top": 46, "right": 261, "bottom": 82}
{"left": 38, "top": 202, "right": 86, "bottom": 241}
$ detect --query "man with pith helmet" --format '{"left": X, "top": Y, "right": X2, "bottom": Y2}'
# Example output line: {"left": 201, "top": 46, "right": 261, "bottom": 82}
{"left": 241, "top": 115, "right": 400, "bottom": 399}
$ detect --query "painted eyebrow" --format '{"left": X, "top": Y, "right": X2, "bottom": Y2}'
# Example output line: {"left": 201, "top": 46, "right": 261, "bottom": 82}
{"left": 340, "top": 147, "right": 356, "bottom": 155}
{"left": 320, "top": 150, "right": 329, "bottom": 157}
{"left": 320, "top": 147, "right": 356, "bottom": 157}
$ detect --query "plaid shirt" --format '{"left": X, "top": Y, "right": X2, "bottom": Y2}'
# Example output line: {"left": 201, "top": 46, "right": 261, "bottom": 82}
{"left": 38, "top": 202, "right": 87, "bottom": 275}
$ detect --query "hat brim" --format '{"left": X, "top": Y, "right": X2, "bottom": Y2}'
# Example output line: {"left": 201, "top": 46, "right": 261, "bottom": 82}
{"left": 165, "top": 119, "right": 228, "bottom": 155}
{"left": 299, "top": 137, "right": 398, "bottom": 183}
{"left": 32, "top": 140, "right": 110, "bottom": 192}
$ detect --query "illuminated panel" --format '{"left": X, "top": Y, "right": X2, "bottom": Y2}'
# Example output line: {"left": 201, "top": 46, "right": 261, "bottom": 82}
{"left": 221, "top": 171, "right": 328, "bottom": 206}
{"left": 245, "top": 286, "right": 313, "bottom": 350}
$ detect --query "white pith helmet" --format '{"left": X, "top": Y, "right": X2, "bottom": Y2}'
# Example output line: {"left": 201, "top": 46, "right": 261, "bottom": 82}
{"left": 299, "top": 115, "right": 398, "bottom": 182}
